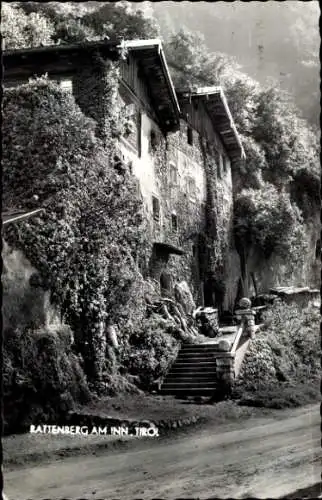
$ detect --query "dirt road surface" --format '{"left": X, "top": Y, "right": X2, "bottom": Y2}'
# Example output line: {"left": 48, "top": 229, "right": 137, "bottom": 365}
{"left": 4, "top": 404, "right": 321, "bottom": 499}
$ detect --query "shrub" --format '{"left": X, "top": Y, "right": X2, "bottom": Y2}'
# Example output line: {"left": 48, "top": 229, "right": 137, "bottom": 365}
{"left": 119, "top": 315, "right": 180, "bottom": 390}
{"left": 233, "top": 302, "right": 320, "bottom": 407}
{"left": 3, "top": 76, "right": 148, "bottom": 385}
{"left": 2, "top": 3, "right": 55, "bottom": 49}
{"left": 3, "top": 325, "right": 91, "bottom": 434}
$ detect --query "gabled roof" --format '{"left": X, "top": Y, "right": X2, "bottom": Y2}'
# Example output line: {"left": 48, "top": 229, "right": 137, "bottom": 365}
{"left": 177, "top": 86, "right": 246, "bottom": 161}
{"left": 120, "top": 40, "right": 181, "bottom": 132}
{"left": 3, "top": 38, "right": 180, "bottom": 132}
{"left": 2, "top": 208, "right": 44, "bottom": 225}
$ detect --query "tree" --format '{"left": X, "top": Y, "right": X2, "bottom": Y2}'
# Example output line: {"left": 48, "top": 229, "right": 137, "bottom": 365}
{"left": 164, "top": 28, "right": 237, "bottom": 89}
{"left": 3, "top": 76, "right": 148, "bottom": 387}
{"left": 2, "top": 3, "right": 55, "bottom": 49}
{"left": 82, "top": 1, "right": 160, "bottom": 41}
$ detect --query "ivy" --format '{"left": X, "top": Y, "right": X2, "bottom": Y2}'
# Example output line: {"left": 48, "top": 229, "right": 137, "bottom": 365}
{"left": 3, "top": 74, "right": 149, "bottom": 387}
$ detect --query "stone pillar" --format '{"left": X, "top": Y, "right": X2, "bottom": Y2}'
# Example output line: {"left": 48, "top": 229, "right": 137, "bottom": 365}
{"left": 235, "top": 297, "right": 256, "bottom": 339}
{"left": 216, "top": 354, "right": 235, "bottom": 396}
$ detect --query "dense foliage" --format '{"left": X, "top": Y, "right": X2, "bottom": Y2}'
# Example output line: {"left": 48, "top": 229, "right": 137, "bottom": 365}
{"left": 3, "top": 76, "right": 148, "bottom": 385}
{"left": 2, "top": 3, "right": 55, "bottom": 49}
{"left": 119, "top": 315, "right": 180, "bottom": 390}
{"left": 3, "top": 324, "right": 91, "bottom": 434}
{"left": 234, "top": 185, "right": 307, "bottom": 262}
{"left": 233, "top": 302, "right": 320, "bottom": 407}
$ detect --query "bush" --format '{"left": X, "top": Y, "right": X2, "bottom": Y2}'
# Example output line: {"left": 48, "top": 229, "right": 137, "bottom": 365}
{"left": 233, "top": 302, "right": 320, "bottom": 407}
{"left": 119, "top": 315, "right": 180, "bottom": 390}
{"left": 3, "top": 76, "right": 148, "bottom": 384}
{"left": 2, "top": 3, "right": 55, "bottom": 49}
{"left": 3, "top": 325, "right": 91, "bottom": 434}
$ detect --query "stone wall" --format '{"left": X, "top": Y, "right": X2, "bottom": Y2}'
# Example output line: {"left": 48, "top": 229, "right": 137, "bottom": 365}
{"left": 71, "top": 56, "right": 238, "bottom": 310}
{"left": 2, "top": 240, "right": 61, "bottom": 334}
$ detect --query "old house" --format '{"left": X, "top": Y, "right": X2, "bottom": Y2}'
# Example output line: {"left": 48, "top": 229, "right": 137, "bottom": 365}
{"left": 3, "top": 38, "right": 245, "bottom": 314}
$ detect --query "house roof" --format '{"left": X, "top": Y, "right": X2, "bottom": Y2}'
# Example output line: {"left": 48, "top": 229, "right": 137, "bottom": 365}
{"left": 2, "top": 208, "right": 44, "bottom": 225}
{"left": 177, "top": 86, "right": 246, "bottom": 161}
{"left": 120, "top": 40, "right": 181, "bottom": 132}
{"left": 3, "top": 38, "right": 180, "bottom": 132}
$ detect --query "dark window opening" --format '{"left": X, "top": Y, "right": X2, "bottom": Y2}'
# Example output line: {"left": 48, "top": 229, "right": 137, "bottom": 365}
{"left": 160, "top": 271, "right": 173, "bottom": 296}
{"left": 149, "top": 130, "right": 158, "bottom": 152}
{"left": 187, "top": 126, "right": 193, "bottom": 145}
{"left": 171, "top": 213, "right": 178, "bottom": 232}
{"left": 152, "top": 196, "right": 160, "bottom": 222}
{"left": 315, "top": 239, "right": 321, "bottom": 259}
{"left": 223, "top": 155, "right": 228, "bottom": 173}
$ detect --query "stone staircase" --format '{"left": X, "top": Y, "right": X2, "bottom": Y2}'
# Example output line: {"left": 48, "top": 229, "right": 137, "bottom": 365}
{"left": 159, "top": 343, "right": 219, "bottom": 397}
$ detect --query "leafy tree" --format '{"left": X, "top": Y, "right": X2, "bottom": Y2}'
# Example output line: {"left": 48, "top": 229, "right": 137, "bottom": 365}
{"left": 2, "top": 3, "right": 55, "bottom": 49}
{"left": 82, "top": 1, "right": 160, "bottom": 41}
{"left": 164, "top": 28, "right": 237, "bottom": 89}
{"left": 234, "top": 184, "right": 307, "bottom": 262}
{"left": 3, "top": 76, "right": 148, "bottom": 387}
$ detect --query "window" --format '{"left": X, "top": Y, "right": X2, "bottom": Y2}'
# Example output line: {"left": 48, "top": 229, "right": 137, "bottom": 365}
{"left": 223, "top": 155, "right": 228, "bottom": 173}
{"left": 315, "top": 239, "right": 321, "bottom": 259}
{"left": 149, "top": 129, "right": 158, "bottom": 152}
{"left": 152, "top": 196, "right": 160, "bottom": 222}
{"left": 187, "top": 177, "right": 196, "bottom": 198}
{"left": 187, "top": 126, "right": 193, "bottom": 145}
{"left": 219, "top": 153, "right": 223, "bottom": 176}
{"left": 169, "top": 162, "right": 178, "bottom": 185}
{"left": 171, "top": 213, "right": 178, "bottom": 232}
{"left": 59, "top": 78, "right": 73, "bottom": 93}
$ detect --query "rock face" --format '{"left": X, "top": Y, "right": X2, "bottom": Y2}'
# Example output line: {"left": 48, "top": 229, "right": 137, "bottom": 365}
{"left": 174, "top": 281, "right": 196, "bottom": 316}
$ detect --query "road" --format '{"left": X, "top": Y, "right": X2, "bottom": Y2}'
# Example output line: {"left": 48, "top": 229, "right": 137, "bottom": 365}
{"left": 4, "top": 404, "right": 321, "bottom": 499}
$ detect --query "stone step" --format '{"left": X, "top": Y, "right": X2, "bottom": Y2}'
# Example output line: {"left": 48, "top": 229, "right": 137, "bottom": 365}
{"left": 177, "top": 351, "right": 217, "bottom": 358}
{"left": 173, "top": 357, "right": 216, "bottom": 364}
{"left": 162, "top": 381, "right": 217, "bottom": 389}
{"left": 165, "top": 376, "right": 216, "bottom": 384}
{"left": 159, "top": 387, "right": 217, "bottom": 396}
{"left": 167, "top": 370, "right": 215, "bottom": 377}
{"left": 180, "top": 344, "right": 221, "bottom": 350}
{"left": 171, "top": 363, "right": 216, "bottom": 371}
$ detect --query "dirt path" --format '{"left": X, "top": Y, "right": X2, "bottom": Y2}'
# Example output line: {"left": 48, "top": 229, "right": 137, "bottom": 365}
{"left": 4, "top": 404, "right": 320, "bottom": 499}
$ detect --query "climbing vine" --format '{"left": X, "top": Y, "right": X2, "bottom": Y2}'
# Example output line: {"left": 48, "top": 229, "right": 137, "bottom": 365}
{"left": 3, "top": 70, "right": 149, "bottom": 388}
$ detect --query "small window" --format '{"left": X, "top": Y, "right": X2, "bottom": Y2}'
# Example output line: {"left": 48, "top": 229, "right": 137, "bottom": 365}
{"left": 149, "top": 130, "right": 158, "bottom": 152}
{"left": 187, "top": 177, "right": 196, "bottom": 198}
{"left": 171, "top": 213, "right": 178, "bottom": 232}
{"left": 152, "top": 196, "right": 160, "bottom": 222}
{"left": 187, "top": 126, "right": 193, "bottom": 146}
{"left": 315, "top": 239, "right": 321, "bottom": 259}
{"left": 223, "top": 155, "right": 228, "bottom": 173}
{"left": 219, "top": 153, "right": 223, "bottom": 176}
{"left": 169, "top": 163, "right": 178, "bottom": 185}
{"left": 59, "top": 78, "right": 73, "bottom": 92}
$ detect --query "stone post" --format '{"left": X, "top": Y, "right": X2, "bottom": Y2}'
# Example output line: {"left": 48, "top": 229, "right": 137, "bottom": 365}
{"left": 215, "top": 354, "right": 235, "bottom": 396}
{"left": 235, "top": 297, "right": 256, "bottom": 339}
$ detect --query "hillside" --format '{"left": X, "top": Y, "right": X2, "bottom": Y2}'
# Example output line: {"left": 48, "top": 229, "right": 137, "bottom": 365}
{"left": 148, "top": 1, "right": 320, "bottom": 128}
